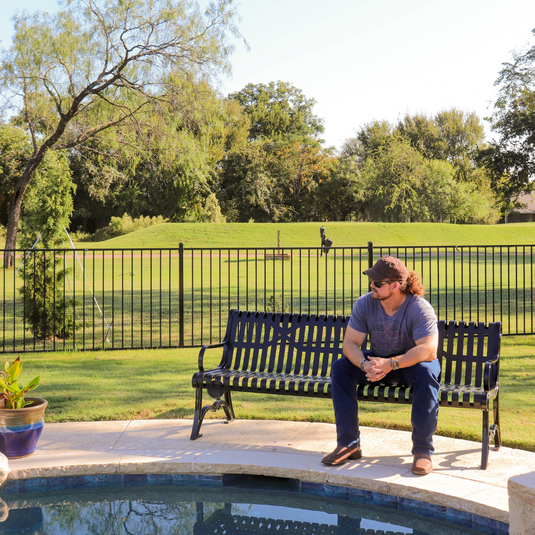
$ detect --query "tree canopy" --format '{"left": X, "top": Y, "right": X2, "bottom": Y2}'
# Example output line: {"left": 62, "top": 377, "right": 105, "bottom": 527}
{"left": 229, "top": 81, "right": 324, "bottom": 141}
{"left": 0, "top": 0, "right": 241, "bottom": 265}
{"left": 341, "top": 110, "right": 498, "bottom": 224}
{"left": 483, "top": 28, "right": 535, "bottom": 212}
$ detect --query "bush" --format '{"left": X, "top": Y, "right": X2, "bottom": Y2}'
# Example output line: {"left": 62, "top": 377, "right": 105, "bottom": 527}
{"left": 84, "top": 214, "right": 168, "bottom": 241}
{"left": 17, "top": 151, "right": 78, "bottom": 340}
{"left": 267, "top": 294, "right": 290, "bottom": 312}
{"left": 19, "top": 251, "right": 77, "bottom": 340}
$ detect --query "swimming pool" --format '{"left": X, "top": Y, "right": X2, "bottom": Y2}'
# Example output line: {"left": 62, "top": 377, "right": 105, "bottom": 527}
{"left": 0, "top": 473, "right": 508, "bottom": 534}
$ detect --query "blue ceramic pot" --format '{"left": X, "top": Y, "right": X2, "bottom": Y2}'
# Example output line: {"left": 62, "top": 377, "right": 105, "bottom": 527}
{"left": 0, "top": 397, "right": 47, "bottom": 458}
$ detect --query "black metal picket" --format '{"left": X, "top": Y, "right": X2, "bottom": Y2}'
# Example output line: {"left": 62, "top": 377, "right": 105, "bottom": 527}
{"left": 1, "top": 241, "right": 534, "bottom": 352}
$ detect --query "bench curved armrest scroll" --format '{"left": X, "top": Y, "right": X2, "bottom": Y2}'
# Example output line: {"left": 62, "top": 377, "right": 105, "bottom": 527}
{"left": 197, "top": 342, "right": 226, "bottom": 372}
{"left": 483, "top": 357, "right": 500, "bottom": 391}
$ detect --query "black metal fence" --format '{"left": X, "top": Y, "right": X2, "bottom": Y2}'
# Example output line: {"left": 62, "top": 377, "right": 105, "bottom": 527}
{"left": 1, "top": 242, "right": 534, "bottom": 353}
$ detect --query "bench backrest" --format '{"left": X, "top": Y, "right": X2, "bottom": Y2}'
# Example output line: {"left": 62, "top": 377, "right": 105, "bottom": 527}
{"left": 220, "top": 311, "right": 502, "bottom": 385}
{"left": 437, "top": 320, "right": 501, "bottom": 387}
{"left": 221, "top": 310, "right": 348, "bottom": 377}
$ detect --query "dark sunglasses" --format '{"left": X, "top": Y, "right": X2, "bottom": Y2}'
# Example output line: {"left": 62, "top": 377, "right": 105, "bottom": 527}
{"left": 370, "top": 279, "right": 397, "bottom": 288}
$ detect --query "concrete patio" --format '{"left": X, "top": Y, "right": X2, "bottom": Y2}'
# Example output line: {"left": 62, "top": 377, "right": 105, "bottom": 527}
{"left": 2, "top": 419, "right": 535, "bottom": 532}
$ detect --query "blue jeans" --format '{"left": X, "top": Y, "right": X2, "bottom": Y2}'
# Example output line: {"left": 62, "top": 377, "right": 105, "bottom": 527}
{"left": 331, "top": 356, "right": 441, "bottom": 455}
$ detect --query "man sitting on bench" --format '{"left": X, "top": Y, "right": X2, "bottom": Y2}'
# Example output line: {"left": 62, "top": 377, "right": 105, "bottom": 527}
{"left": 322, "top": 256, "right": 440, "bottom": 475}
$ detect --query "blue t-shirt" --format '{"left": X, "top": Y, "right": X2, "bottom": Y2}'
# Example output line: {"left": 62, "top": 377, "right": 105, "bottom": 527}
{"left": 348, "top": 293, "right": 438, "bottom": 357}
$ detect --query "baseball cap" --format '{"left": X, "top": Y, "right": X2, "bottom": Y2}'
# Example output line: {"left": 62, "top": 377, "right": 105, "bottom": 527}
{"left": 363, "top": 255, "right": 409, "bottom": 282}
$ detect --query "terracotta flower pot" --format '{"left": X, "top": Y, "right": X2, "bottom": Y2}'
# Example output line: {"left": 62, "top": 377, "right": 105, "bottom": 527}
{"left": 0, "top": 397, "right": 48, "bottom": 458}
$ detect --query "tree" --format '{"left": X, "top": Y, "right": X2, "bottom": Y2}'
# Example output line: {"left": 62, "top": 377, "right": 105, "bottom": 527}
{"left": 220, "top": 81, "right": 329, "bottom": 221}
{"left": 0, "top": 124, "right": 31, "bottom": 227}
{"left": 486, "top": 28, "right": 535, "bottom": 212}
{"left": 198, "top": 193, "right": 226, "bottom": 222}
{"left": 219, "top": 140, "right": 287, "bottom": 222}
{"left": 303, "top": 156, "right": 364, "bottom": 221}
{"left": 396, "top": 109, "right": 487, "bottom": 183}
{"left": 0, "top": 0, "right": 241, "bottom": 266}
{"left": 229, "top": 81, "right": 324, "bottom": 141}
{"left": 360, "top": 136, "right": 428, "bottom": 222}
{"left": 18, "top": 151, "right": 77, "bottom": 339}
{"left": 422, "top": 160, "right": 498, "bottom": 224}
{"left": 341, "top": 120, "right": 393, "bottom": 164}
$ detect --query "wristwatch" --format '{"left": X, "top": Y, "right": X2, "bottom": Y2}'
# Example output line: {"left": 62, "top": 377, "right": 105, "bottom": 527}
{"left": 390, "top": 357, "right": 400, "bottom": 370}
{"left": 360, "top": 358, "right": 367, "bottom": 371}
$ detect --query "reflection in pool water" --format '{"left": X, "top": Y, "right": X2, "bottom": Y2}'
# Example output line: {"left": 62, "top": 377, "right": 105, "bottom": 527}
{"left": 0, "top": 475, "right": 506, "bottom": 535}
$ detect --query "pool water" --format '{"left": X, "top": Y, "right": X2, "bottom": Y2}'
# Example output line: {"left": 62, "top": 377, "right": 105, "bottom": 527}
{"left": 0, "top": 474, "right": 508, "bottom": 535}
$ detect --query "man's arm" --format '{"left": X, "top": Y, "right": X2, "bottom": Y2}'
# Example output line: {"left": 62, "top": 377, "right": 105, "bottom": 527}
{"left": 367, "top": 334, "right": 438, "bottom": 382}
{"left": 342, "top": 324, "right": 368, "bottom": 368}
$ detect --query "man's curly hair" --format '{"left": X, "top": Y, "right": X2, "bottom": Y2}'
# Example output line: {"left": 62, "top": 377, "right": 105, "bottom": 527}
{"left": 399, "top": 271, "right": 426, "bottom": 297}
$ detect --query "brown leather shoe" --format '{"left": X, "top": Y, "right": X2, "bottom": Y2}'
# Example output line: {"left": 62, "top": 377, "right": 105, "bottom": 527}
{"left": 412, "top": 453, "right": 433, "bottom": 475}
{"left": 321, "top": 445, "right": 362, "bottom": 466}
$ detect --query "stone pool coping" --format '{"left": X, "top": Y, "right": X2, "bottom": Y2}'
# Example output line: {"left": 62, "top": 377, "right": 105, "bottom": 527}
{"left": 3, "top": 419, "right": 535, "bottom": 527}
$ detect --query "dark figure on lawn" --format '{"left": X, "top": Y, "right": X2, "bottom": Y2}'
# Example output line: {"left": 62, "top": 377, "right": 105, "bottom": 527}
{"left": 322, "top": 256, "right": 440, "bottom": 475}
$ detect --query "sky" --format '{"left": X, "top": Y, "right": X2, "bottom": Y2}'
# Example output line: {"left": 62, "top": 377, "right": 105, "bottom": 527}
{"left": 1, "top": 0, "right": 535, "bottom": 149}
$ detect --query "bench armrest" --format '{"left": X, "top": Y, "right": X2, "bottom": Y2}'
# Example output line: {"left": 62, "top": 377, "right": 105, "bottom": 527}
{"left": 483, "top": 357, "right": 500, "bottom": 391}
{"left": 197, "top": 342, "right": 226, "bottom": 372}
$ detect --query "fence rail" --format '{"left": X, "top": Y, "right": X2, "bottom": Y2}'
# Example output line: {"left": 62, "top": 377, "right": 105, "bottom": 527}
{"left": 1, "top": 242, "right": 534, "bottom": 353}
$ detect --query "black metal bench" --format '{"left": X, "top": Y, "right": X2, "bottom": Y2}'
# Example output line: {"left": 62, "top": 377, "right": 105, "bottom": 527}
{"left": 194, "top": 503, "right": 394, "bottom": 535}
{"left": 191, "top": 309, "right": 502, "bottom": 469}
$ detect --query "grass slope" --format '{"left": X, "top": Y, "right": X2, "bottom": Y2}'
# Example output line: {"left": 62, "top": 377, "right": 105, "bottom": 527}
{"left": 19, "top": 335, "right": 535, "bottom": 452}
{"left": 77, "top": 222, "right": 535, "bottom": 249}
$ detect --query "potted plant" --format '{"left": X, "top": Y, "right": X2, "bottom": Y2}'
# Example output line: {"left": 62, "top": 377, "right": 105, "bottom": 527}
{"left": 0, "top": 356, "right": 47, "bottom": 458}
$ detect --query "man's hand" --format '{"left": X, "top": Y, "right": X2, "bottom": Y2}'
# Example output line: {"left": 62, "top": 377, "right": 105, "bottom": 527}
{"left": 365, "top": 357, "right": 391, "bottom": 382}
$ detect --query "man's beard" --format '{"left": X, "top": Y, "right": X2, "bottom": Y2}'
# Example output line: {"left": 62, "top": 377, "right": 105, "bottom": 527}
{"left": 370, "top": 288, "right": 393, "bottom": 301}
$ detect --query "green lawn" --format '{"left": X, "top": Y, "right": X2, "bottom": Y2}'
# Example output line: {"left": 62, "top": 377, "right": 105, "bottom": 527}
{"left": 2, "top": 241, "right": 534, "bottom": 352}
{"left": 3, "top": 220, "right": 535, "bottom": 251}
{"left": 71, "top": 221, "right": 535, "bottom": 249}
{"left": 17, "top": 333, "right": 535, "bottom": 452}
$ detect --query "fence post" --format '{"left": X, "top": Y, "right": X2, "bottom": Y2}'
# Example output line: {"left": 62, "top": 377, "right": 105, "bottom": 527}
{"left": 179, "top": 242, "right": 184, "bottom": 348}
{"left": 368, "top": 241, "right": 374, "bottom": 269}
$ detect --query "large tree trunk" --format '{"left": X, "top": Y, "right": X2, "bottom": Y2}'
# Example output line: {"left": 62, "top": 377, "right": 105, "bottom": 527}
{"left": 3, "top": 155, "right": 46, "bottom": 268}
{"left": 3, "top": 111, "right": 74, "bottom": 268}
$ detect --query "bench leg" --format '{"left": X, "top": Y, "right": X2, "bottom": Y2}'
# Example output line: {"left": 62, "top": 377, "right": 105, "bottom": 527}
{"left": 480, "top": 394, "right": 502, "bottom": 470}
{"left": 224, "top": 391, "right": 236, "bottom": 420}
{"left": 191, "top": 388, "right": 205, "bottom": 440}
{"left": 481, "top": 410, "right": 490, "bottom": 470}
{"left": 190, "top": 388, "right": 236, "bottom": 441}
{"left": 491, "top": 393, "right": 502, "bottom": 451}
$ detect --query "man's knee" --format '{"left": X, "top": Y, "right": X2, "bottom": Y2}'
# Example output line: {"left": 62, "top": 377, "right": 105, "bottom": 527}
{"left": 411, "top": 360, "right": 441, "bottom": 388}
{"left": 331, "top": 356, "right": 349, "bottom": 379}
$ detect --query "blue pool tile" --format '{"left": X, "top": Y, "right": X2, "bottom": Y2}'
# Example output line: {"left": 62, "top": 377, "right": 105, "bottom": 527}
{"left": 123, "top": 474, "right": 148, "bottom": 487}
{"left": 198, "top": 475, "right": 222, "bottom": 487}
{"left": 148, "top": 474, "right": 173, "bottom": 486}
{"left": 0, "top": 480, "right": 19, "bottom": 495}
{"left": 348, "top": 487, "right": 374, "bottom": 504}
{"left": 399, "top": 496, "right": 424, "bottom": 514}
{"left": 496, "top": 520, "right": 510, "bottom": 534}
{"left": 446, "top": 507, "right": 473, "bottom": 529}
{"left": 46, "top": 477, "right": 71, "bottom": 491}
{"left": 410, "top": 500, "right": 447, "bottom": 520}
{"left": 18, "top": 478, "right": 47, "bottom": 493}
{"left": 373, "top": 491, "right": 399, "bottom": 509}
{"left": 173, "top": 474, "right": 198, "bottom": 486}
{"left": 70, "top": 475, "right": 98, "bottom": 489}
{"left": 325, "top": 484, "right": 348, "bottom": 500}
{"left": 300, "top": 481, "right": 325, "bottom": 496}
{"left": 472, "top": 514, "right": 504, "bottom": 535}
{"left": 97, "top": 474, "right": 123, "bottom": 488}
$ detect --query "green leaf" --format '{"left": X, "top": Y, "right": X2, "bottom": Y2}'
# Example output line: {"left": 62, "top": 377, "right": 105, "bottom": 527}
{"left": 7, "top": 357, "right": 22, "bottom": 381}
{"left": 25, "top": 376, "right": 41, "bottom": 391}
